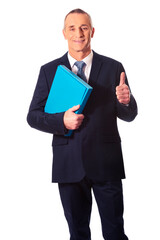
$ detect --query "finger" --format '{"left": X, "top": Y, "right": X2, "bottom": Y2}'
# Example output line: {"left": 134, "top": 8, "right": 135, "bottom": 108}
{"left": 117, "top": 94, "right": 129, "bottom": 100}
{"left": 77, "top": 114, "right": 84, "bottom": 120}
{"left": 116, "top": 88, "right": 130, "bottom": 95}
{"left": 119, "top": 72, "right": 125, "bottom": 86}
{"left": 119, "top": 98, "right": 130, "bottom": 104}
{"left": 69, "top": 105, "right": 80, "bottom": 112}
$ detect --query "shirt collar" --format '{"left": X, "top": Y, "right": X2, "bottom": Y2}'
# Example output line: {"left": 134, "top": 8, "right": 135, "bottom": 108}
{"left": 68, "top": 51, "right": 93, "bottom": 68}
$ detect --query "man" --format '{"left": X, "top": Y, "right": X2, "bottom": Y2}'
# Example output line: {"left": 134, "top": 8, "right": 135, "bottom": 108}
{"left": 27, "top": 8, "right": 137, "bottom": 240}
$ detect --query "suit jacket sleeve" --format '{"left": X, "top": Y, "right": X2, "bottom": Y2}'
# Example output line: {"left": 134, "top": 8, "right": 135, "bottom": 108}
{"left": 116, "top": 63, "right": 138, "bottom": 122}
{"left": 27, "top": 66, "right": 66, "bottom": 135}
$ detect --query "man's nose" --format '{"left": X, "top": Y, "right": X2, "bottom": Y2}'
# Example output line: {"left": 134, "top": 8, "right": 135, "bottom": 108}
{"left": 75, "top": 28, "right": 84, "bottom": 37}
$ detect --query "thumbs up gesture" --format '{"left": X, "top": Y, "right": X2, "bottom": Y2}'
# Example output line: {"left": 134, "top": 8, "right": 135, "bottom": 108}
{"left": 116, "top": 72, "right": 130, "bottom": 105}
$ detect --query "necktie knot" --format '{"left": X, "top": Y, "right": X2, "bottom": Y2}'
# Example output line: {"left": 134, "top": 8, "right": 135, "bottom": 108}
{"left": 74, "top": 61, "right": 87, "bottom": 82}
{"left": 74, "top": 61, "right": 86, "bottom": 70}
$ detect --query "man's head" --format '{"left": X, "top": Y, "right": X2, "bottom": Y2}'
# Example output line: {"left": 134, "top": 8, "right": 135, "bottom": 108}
{"left": 64, "top": 9, "right": 93, "bottom": 30}
{"left": 63, "top": 9, "right": 95, "bottom": 60}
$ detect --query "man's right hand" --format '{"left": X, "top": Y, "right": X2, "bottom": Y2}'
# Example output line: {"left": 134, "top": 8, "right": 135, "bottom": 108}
{"left": 63, "top": 105, "right": 84, "bottom": 130}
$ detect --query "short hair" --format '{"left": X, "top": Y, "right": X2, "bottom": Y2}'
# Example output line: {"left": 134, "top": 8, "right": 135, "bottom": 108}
{"left": 64, "top": 8, "right": 93, "bottom": 30}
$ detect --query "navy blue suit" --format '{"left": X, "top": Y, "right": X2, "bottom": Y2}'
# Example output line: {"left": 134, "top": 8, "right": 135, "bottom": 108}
{"left": 27, "top": 51, "right": 137, "bottom": 183}
{"left": 27, "top": 51, "right": 137, "bottom": 239}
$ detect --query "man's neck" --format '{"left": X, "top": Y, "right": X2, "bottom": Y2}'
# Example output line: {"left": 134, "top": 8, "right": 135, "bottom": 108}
{"left": 68, "top": 50, "right": 91, "bottom": 61}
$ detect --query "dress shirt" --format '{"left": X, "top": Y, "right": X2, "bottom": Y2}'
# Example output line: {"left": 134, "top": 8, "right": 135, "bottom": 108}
{"left": 67, "top": 51, "right": 93, "bottom": 83}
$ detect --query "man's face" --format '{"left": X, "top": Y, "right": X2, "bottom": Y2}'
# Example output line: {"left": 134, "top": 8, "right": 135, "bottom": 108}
{"left": 63, "top": 13, "right": 95, "bottom": 58}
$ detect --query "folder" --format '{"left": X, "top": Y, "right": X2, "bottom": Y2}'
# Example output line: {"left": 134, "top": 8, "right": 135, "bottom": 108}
{"left": 44, "top": 65, "right": 93, "bottom": 136}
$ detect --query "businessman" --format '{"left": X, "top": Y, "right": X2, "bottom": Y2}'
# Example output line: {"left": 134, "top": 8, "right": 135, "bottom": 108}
{"left": 27, "top": 8, "right": 137, "bottom": 240}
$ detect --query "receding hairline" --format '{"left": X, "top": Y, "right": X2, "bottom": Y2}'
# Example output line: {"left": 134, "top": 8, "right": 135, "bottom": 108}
{"left": 64, "top": 9, "right": 93, "bottom": 30}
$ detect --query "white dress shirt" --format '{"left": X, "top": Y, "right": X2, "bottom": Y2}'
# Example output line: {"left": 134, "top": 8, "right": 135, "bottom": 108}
{"left": 67, "top": 51, "right": 93, "bottom": 83}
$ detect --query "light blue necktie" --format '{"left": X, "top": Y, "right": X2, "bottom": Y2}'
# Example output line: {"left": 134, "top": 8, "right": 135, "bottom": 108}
{"left": 74, "top": 61, "right": 87, "bottom": 82}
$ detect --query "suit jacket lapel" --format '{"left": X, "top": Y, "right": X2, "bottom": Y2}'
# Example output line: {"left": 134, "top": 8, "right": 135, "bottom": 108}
{"left": 59, "top": 52, "right": 71, "bottom": 70}
{"left": 89, "top": 51, "right": 103, "bottom": 87}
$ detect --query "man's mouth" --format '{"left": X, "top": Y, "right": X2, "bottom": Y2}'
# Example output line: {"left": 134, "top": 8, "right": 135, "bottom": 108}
{"left": 73, "top": 40, "right": 85, "bottom": 44}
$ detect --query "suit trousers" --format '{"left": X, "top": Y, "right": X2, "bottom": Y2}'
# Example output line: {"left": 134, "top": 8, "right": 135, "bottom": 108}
{"left": 58, "top": 177, "right": 128, "bottom": 240}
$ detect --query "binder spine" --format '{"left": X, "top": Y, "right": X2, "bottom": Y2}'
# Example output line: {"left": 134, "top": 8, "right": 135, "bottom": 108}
{"left": 76, "top": 89, "right": 92, "bottom": 114}
{"left": 65, "top": 130, "right": 73, "bottom": 137}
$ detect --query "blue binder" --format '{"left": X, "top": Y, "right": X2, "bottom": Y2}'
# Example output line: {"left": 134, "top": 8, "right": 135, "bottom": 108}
{"left": 44, "top": 65, "right": 93, "bottom": 136}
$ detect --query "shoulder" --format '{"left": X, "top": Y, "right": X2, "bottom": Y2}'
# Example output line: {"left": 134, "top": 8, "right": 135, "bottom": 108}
{"left": 37, "top": 53, "right": 68, "bottom": 84}
{"left": 41, "top": 52, "right": 68, "bottom": 71}
{"left": 93, "top": 51, "right": 125, "bottom": 75}
{"left": 93, "top": 51, "right": 122, "bottom": 66}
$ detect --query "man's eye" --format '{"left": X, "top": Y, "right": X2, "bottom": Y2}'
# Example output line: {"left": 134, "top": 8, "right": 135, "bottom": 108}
{"left": 82, "top": 27, "right": 88, "bottom": 31}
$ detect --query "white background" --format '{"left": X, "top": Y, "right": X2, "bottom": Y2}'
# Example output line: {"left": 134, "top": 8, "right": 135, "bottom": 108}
{"left": 1, "top": 0, "right": 160, "bottom": 239}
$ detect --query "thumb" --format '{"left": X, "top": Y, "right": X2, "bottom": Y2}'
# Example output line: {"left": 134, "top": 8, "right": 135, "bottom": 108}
{"left": 119, "top": 72, "right": 125, "bottom": 86}
{"left": 69, "top": 105, "right": 80, "bottom": 112}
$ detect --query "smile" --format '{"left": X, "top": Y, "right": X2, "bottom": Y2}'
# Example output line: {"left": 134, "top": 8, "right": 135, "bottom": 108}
{"left": 73, "top": 40, "right": 85, "bottom": 43}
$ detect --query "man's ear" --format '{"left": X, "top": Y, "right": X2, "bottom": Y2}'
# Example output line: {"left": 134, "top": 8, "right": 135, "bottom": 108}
{"left": 63, "top": 29, "right": 67, "bottom": 40}
{"left": 91, "top": 27, "right": 95, "bottom": 38}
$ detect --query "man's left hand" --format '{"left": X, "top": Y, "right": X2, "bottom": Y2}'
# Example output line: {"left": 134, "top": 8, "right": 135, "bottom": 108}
{"left": 116, "top": 72, "right": 130, "bottom": 105}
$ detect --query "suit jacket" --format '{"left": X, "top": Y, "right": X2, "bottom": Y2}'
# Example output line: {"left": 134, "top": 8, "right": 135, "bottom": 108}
{"left": 27, "top": 51, "right": 138, "bottom": 183}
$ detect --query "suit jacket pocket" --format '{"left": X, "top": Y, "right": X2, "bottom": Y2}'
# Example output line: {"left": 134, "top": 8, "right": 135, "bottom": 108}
{"left": 103, "top": 135, "right": 121, "bottom": 143}
{"left": 52, "top": 135, "right": 68, "bottom": 146}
